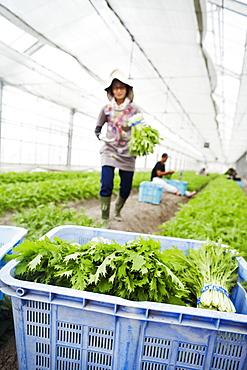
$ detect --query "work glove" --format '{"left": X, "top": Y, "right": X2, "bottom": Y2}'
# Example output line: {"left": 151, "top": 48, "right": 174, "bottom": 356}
{"left": 98, "top": 133, "right": 115, "bottom": 143}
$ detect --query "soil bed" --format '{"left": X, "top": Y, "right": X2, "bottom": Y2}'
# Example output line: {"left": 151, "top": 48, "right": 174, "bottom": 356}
{"left": 81, "top": 189, "right": 190, "bottom": 234}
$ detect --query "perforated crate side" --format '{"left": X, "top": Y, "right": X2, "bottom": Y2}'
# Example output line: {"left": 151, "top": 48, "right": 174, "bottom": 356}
{"left": 164, "top": 179, "right": 188, "bottom": 196}
{"left": 138, "top": 181, "right": 163, "bottom": 205}
{"left": 11, "top": 296, "right": 247, "bottom": 370}
{"left": 0, "top": 226, "right": 27, "bottom": 301}
{"left": 12, "top": 297, "right": 117, "bottom": 370}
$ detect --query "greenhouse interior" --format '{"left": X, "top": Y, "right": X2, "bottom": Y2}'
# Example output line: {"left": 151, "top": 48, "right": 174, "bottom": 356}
{"left": 0, "top": 0, "right": 246, "bottom": 175}
{"left": 1, "top": 1, "right": 247, "bottom": 370}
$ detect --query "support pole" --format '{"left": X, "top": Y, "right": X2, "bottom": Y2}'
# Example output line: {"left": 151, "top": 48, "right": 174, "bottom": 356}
{"left": 67, "top": 108, "right": 75, "bottom": 169}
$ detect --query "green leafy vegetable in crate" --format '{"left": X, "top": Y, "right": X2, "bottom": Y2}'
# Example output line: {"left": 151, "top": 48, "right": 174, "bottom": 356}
{"left": 128, "top": 113, "right": 163, "bottom": 156}
{"left": 6, "top": 236, "right": 187, "bottom": 304}
{"left": 163, "top": 240, "right": 239, "bottom": 312}
{"left": 6, "top": 236, "right": 240, "bottom": 312}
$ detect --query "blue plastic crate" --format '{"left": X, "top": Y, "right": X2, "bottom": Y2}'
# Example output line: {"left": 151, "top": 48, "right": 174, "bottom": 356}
{"left": 236, "top": 180, "right": 244, "bottom": 188}
{"left": 0, "top": 226, "right": 27, "bottom": 301}
{"left": 164, "top": 179, "right": 188, "bottom": 195}
{"left": 138, "top": 181, "right": 163, "bottom": 204}
{"left": 1, "top": 225, "right": 247, "bottom": 370}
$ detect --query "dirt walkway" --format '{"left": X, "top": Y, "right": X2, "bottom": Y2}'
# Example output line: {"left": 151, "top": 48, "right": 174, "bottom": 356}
{"left": 79, "top": 189, "right": 190, "bottom": 234}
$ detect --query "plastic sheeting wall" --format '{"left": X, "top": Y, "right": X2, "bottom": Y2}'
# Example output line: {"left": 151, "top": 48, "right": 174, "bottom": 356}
{"left": 236, "top": 152, "right": 247, "bottom": 179}
{"left": 0, "top": 85, "right": 200, "bottom": 173}
{"left": 0, "top": 1, "right": 247, "bottom": 168}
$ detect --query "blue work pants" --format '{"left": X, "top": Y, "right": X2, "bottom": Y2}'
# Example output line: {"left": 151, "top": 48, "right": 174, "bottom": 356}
{"left": 100, "top": 166, "right": 134, "bottom": 199}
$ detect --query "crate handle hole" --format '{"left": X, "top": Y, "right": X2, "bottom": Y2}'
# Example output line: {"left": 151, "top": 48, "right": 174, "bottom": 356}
{"left": 16, "top": 287, "right": 27, "bottom": 296}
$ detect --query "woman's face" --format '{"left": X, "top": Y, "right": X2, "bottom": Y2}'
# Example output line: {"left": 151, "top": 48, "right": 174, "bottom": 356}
{"left": 112, "top": 80, "right": 127, "bottom": 104}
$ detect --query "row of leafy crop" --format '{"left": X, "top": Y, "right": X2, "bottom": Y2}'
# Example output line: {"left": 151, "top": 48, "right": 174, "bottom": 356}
{"left": 158, "top": 176, "right": 247, "bottom": 258}
{"left": 0, "top": 169, "right": 215, "bottom": 185}
{"left": 0, "top": 171, "right": 91, "bottom": 183}
{"left": 0, "top": 172, "right": 144, "bottom": 215}
{"left": 2, "top": 170, "right": 215, "bottom": 241}
{"left": 170, "top": 171, "right": 218, "bottom": 190}
{"left": 0, "top": 171, "right": 213, "bottom": 215}
{"left": 0, "top": 177, "right": 100, "bottom": 215}
{"left": 12, "top": 203, "right": 101, "bottom": 240}
{"left": 0, "top": 171, "right": 148, "bottom": 240}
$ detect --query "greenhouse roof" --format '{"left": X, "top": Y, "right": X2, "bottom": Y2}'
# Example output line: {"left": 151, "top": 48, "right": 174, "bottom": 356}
{"left": 0, "top": 0, "right": 246, "bottom": 166}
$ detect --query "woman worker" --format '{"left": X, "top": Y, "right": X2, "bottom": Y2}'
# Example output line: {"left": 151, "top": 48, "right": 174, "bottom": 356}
{"left": 95, "top": 69, "right": 142, "bottom": 227}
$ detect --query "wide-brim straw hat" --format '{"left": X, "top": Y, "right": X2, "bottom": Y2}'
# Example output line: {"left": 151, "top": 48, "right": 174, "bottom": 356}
{"left": 105, "top": 69, "right": 134, "bottom": 102}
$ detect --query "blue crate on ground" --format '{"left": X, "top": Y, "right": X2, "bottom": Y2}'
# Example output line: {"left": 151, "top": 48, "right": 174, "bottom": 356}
{"left": 1, "top": 225, "right": 247, "bottom": 370}
{"left": 236, "top": 180, "right": 244, "bottom": 188}
{"left": 138, "top": 181, "right": 163, "bottom": 204}
{"left": 0, "top": 226, "right": 27, "bottom": 301}
{"left": 164, "top": 179, "right": 188, "bottom": 195}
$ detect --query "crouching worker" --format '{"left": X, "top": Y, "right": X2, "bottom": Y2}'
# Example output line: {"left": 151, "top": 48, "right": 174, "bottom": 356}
{"left": 225, "top": 168, "right": 241, "bottom": 181}
{"left": 151, "top": 153, "right": 196, "bottom": 198}
{"left": 95, "top": 69, "right": 142, "bottom": 228}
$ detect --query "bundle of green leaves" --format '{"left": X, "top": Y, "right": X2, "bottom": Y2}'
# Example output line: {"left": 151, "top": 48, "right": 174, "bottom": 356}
{"left": 162, "top": 240, "right": 239, "bottom": 312}
{"left": 5, "top": 236, "right": 187, "bottom": 304}
{"left": 128, "top": 115, "right": 163, "bottom": 156}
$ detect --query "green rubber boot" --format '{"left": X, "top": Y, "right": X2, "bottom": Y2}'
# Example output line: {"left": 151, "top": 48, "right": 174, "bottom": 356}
{"left": 114, "top": 195, "right": 126, "bottom": 222}
{"left": 100, "top": 196, "right": 111, "bottom": 228}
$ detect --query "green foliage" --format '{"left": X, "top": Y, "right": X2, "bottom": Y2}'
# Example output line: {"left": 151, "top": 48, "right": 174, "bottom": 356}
{"left": 7, "top": 236, "right": 240, "bottom": 312}
{"left": 0, "top": 170, "right": 156, "bottom": 243}
{"left": 208, "top": 173, "right": 220, "bottom": 180}
{"left": 132, "top": 171, "right": 151, "bottom": 186}
{"left": 170, "top": 171, "right": 213, "bottom": 191}
{"left": 132, "top": 171, "right": 213, "bottom": 191}
{"left": 7, "top": 236, "right": 187, "bottom": 304}
{"left": 0, "top": 177, "right": 101, "bottom": 215}
{"left": 129, "top": 124, "right": 163, "bottom": 156}
{"left": 0, "top": 170, "right": 211, "bottom": 217}
{"left": 0, "top": 170, "right": 216, "bottom": 243}
{"left": 0, "top": 171, "right": 100, "bottom": 183}
{"left": 11, "top": 202, "right": 101, "bottom": 241}
{"left": 162, "top": 240, "right": 239, "bottom": 312}
{"left": 0, "top": 171, "right": 153, "bottom": 216}
{"left": 158, "top": 176, "right": 247, "bottom": 257}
